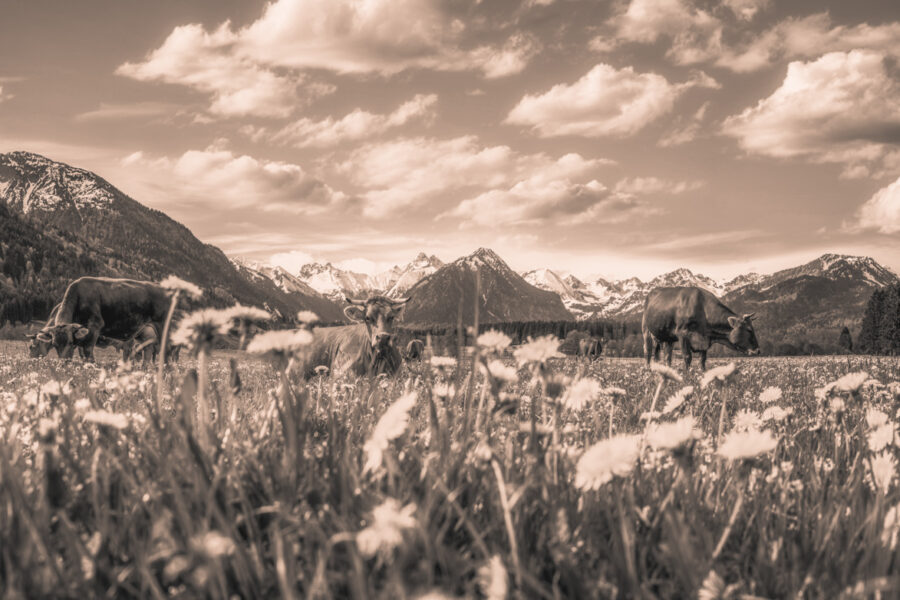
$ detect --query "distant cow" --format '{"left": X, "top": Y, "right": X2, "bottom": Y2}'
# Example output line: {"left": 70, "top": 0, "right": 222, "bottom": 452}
{"left": 578, "top": 336, "right": 602, "bottom": 361}
{"left": 642, "top": 286, "right": 759, "bottom": 371}
{"left": 41, "top": 277, "right": 171, "bottom": 360}
{"left": 298, "top": 296, "right": 409, "bottom": 379}
{"left": 404, "top": 339, "right": 425, "bottom": 361}
{"left": 27, "top": 303, "right": 92, "bottom": 359}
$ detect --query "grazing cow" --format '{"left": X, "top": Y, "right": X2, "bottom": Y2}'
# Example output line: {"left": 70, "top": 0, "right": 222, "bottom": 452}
{"left": 578, "top": 336, "right": 602, "bottom": 361}
{"left": 27, "top": 303, "right": 92, "bottom": 359}
{"left": 404, "top": 339, "right": 425, "bottom": 361}
{"left": 642, "top": 286, "right": 759, "bottom": 371}
{"left": 41, "top": 277, "right": 171, "bottom": 360}
{"left": 298, "top": 296, "right": 409, "bottom": 379}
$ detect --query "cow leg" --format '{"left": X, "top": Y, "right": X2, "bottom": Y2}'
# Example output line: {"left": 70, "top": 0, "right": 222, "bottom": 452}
{"left": 664, "top": 341, "right": 674, "bottom": 366}
{"left": 643, "top": 331, "right": 654, "bottom": 366}
{"left": 680, "top": 337, "right": 692, "bottom": 370}
{"left": 699, "top": 350, "right": 708, "bottom": 371}
{"left": 83, "top": 317, "right": 104, "bottom": 361}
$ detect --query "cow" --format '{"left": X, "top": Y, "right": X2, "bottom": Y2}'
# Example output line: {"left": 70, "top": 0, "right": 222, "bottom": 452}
{"left": 26, "top": 303, "right": 92, "bottom": 359}
{"left": 642, "top": 286, "right": 759, "bottom": 371}
{"left": 41, "top": 277, "right": 171, "bottom": 360}
{"left": 298, "top": 295, "right": 409, "bottom": 379}
{"left": 404, "top": 339, "right": 425, "bottom": 361}
{"left": 578, "top": 336, "right": 602, "bottom": 361}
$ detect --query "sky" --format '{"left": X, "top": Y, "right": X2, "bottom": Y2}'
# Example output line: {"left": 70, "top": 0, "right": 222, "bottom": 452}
{"left": 1, "top": 0, "right": 899, "bottom": 281}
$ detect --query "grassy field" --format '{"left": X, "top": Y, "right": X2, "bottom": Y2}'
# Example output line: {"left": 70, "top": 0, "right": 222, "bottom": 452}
{"left": 1, "top": 335, "right": 900, "bottom": 599}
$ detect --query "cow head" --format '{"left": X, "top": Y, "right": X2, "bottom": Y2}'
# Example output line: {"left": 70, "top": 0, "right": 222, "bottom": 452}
{"left": 26, "top": 331, "right": 54, "bottom": 358}
{"left": 43, "top": 323, "right": 92, "bottom": 358}
{"left": 344, "top": 296, "right": 409, "bottom": 352}
{"left": 726, "top": 313, "right": 759, "bottom": 355}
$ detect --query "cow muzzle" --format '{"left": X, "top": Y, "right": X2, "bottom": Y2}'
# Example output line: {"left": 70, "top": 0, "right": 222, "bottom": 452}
{"left": 747, "top": 348, "right": 760, "bottom": 356}
{"left": 374, "top": 333, "right": 392, "bottom": 347}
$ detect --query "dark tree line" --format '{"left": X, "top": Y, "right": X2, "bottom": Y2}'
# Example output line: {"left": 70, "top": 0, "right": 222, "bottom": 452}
{"left": 858, "top": 284, "right": 900, "bottom": 355}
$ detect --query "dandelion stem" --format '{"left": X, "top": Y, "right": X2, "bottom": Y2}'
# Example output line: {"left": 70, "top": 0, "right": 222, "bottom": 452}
{"left": 156, "top": 290, "right": 180, "bottom": 415}
{"left": 491, "top": 457, "right": 523, "bottom": 594}
{"left": 711, "top": 485, "right": 744, "bottom": 561}
{"left": 715, "top": 388, "right": 727, "bottom": 448}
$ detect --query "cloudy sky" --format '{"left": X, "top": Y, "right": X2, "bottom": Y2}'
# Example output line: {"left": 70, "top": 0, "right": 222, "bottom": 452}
{"left": 1, "top": 0, "right": 899, "bottom": 281}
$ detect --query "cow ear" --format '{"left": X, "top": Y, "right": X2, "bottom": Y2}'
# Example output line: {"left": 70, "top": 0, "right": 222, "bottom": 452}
{"left": 74, "top": 327, "right": 91, "bottom": 340}
{"left": 743, "top": 313, "right": 756, "bottom": 322}
{"left": 391, "top": 298, "right": 410, "bottom": 312}
{"left": 344, "top": 305, "right": 365, "bottom": 322}
{"left": 727, "top": 316, "right": 741, "bottom": 328}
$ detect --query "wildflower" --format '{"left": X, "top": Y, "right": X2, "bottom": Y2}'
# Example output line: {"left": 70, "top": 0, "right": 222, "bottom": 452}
{"left": 223, "top": 304, "right": 271, "bottom": 323}
{"left": 698, "top": 570, "right": 729, "bottom": 600}
{"left": 430, "top": 356, "right": 458, "bottom": 370}
{"left": 639, "top": 411, "right": 662, "bottom": 421}
{"left": 882, "top": 504, "right": 900, "bottom": 550}
{"left": 868, "top": 423, "right": 895, "bottom": 453}
{"left": 663, "top": 386, "right": 693, "bottom": 414}
{"left": 296, "top": 310, "right": 319, "bottom": 324}
{"left": 363, "top": 392, "right": 418, "bottom": 474}
{"left": 830, "top": 371, "right": 869, "bottom": 394}
{"left": 866, "top": 408, "right": 889, "bottom": 428}
{"left": 647, "top": 416, "right": 699, "bottom": 451}
{"left": 170, "top": 308, "right": 231, "bottom": 351}
{"left": 561, "top": 378, "right": 599, "bottom": 411}
{"left": 246, "top": 329, "right": 314, "bottom": 355}
{"left": 733, "top": 410, "right": 762, "bottom": 432}
{"left": 190, "top": 531, "right": 236, "bottom": 559}
{"left": 432, "top": 382, "right": 455, "bottom": 399}
{"left": 869, "top": 451, "right": 896, "bottom": 494}
{"left": 485, "top": 360, "right": 518, "bottom": 385}
{"left": 477, "top": 330, "right": 512, "bottom": 352}
{"left": 700, "top": 362, "right": 737, "bottom": 389}
{"left": 650, "top": 362, "right": 683, "bottom": 383}
{"left": 356, "top": 498, "right": 418, "bottom": 559}
{"left": 574, "top": 434, "right": 641, "bottom": 490}
{"left": 600, "top": 386, "right": 628, "bottom": 398}
{"left": 74, "top": 398, "right": 91, "bottom": 413}
{"left": 314, "top": 365, "right": 329, "bottom": 377}
{"left": 513, "top": 335, "right": 562, "bottom": 367}
{"left": 717, "top": 429, "right": 778, "bottom": 461}
{"left": 159, "top": 275, "right": 202, "bottom": 299}
{"left": 758, "top": 387, "right": 782, "bottom": 404}
{"left": 761, "top": 406, "right": 793, "bottom": 422}
{"left": 477, "top": 555, "right": 508, "bottom": 600}
{"left": 83, "top": 410, "right": 129, "bottom": 430}
{"left": 39, "top": 380, "right": 71, "bottom": 400}
{"left": 828, "top": 397, "right": 845, "bottom": 415}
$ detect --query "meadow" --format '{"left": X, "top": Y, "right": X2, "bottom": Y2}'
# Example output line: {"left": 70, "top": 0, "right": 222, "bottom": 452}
{"left": 1, "top": 333, "right": 900, "bottom": 599}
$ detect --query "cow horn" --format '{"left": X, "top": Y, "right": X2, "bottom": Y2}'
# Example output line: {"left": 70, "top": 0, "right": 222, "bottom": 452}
{"left": 391, "top": 297, "right": 410, "bottom": 306}
{"left": 344, "top": 296, "right": 366, "bottom": 306}
{"left": 36, "top": 332, "right": 52, "bottom": 343}
{"left": 743, "top": 313, "right": 756, "bottom": 321}
{"left": 25, "top": 333, "right": 36, "bottom": 339}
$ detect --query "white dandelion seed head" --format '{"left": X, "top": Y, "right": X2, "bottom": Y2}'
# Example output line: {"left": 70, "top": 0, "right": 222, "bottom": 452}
{"left": 485, "top": 360, "right": 518, "bottom": 385}
{"left": 477, "top": 555, "right": 508, "bottom": 600}
{"left": 758, "top": 387, "right": 782, "bottom": 404}
{"left": 363, "top": 392, "right": 418, "bottom": 475}
{"left": 646, "top": 416, "right": 699, "bottom": 451}
{"left": 717, "top": 428, "right": 778, "bottom": 461}
{"left": 733, "top": 409, "right": 762, "bottom": 432}
{"left": 513, "top": 335, "right": 562, "bottom": 367}
{"left": 574, "top": 434, "right": 641, "bottom": 490}
{"left": 477, "top": 330, "right": 512, "bottom": 352}
{"left": 356, "top": 498, "right": 418, "bottom": 559}
{"left": 430, "top": 356, "right": 458, "bottom": 369}
{"left": 761, "top": 406, "right": 793, "bottom": 423}
{"left": 866, "top": 408, "right": 890, "bottom": 428}
{"left": 83, "top": 410, "right": 129, "bottom": 430}
{"left": 246, "top": 329, "right": 314, "bottom": 355}
{"left": 869, "top": 451, "right": 897, "bottom": 494}
{"left": 296, "top": 310, "right": 320, "bottom": 324}
{"left": 868, "top": 423, "right": 896, "bottom": 453}
{"left": 561, "top": 378, "right": 600, "bottom": 412}
{"left": 170, "top": 308, "right": 232, "bottom": 349}
{"left": 191, "top": 531, "right": 236, "bottom": 559}
{"left": 662, "top": 386, "right": 694, "bottom": 414}
{"left": 650, "top": 362, "right": 683, "bottom": 383}
{"left": 223, "top": 304, "right": 271, "bottom": 323}
{"left": 159, "top": 275, "right": 202, "bottom": 299}
{"left": 830, "top": 371, "right": 869, "bottom": 394}
{"left": 700, "top": 362, "right": 737, "bottom": 389}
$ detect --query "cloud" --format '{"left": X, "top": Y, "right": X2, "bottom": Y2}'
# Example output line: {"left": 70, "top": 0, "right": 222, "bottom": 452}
{"left": 658, "top": 101, "right": 709, "bottom": 147}
{"left": 74, "top": 101, "right": 189, "bottom": 122}
{"left": 121, "top": 146, "right": 347, "bottom": 214}
{"left": 644, "top": 229, "right": 765, "bottom": 251}
{"left": 117, "top": 0, "right": 537, "bottom": 118}
{"left": 722, "top": 50, "right": 900, "bottom": 177}
{"left": 0, "top": 85, "right": 12, "bottom": 103}
{"left": 261, "top": 94, "right": 437, "bottom": 148}
{"left": 506, "top": 63, "right": 717, "bottom": 138}
{"left": 614, "top": 177, "right": 705, "bottom": 195}
{"left": 853, "top": 176, "right": 900, "bottom": 234}
{"left": 269, "top": 250, "right": 316, "bottom": 273}
{"left": 722, "top": 0, "right": 769, "bottom": 21}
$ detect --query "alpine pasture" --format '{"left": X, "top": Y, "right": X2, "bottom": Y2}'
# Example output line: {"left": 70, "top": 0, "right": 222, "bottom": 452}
{"left": 2, "top": 330, "right": 900, "bottom": 599}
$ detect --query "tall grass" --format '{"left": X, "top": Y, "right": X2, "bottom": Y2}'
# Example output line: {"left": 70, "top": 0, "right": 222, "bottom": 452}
{"left": 1, "top": 336, "right": 899, "bottom": 599}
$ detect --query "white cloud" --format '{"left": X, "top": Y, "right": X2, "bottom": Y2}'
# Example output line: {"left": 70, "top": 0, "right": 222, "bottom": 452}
{"left": 853, "top": 177, "right": 900, "bottom": 234}
{"left": 263, "top": 94, "right": 437, "bottom": 148}
{"left": 722, "top": 0, "right": 769, "bottom": 21}
{"left": 0, "top": 85, "right": 10, "bottom": 103}
{"left": 615, "top": 177, "right": 705, "bottom": 195}
{"left": 74, "top": 101, "right": 188, "bottom": 122}
{"left": 722, "top": 50, "right": 900, "bottom": 177}
{"left": 270, "top": 250, "right": 316, "bottom": 273}
{"left": 121, "top": 146, "right": 347, "bottom": 213}
{"left": 658, "top": 101, "right": 709, "bottom": 147}
{"left": 506, "top": 63, "right": 717, "bottom": 138}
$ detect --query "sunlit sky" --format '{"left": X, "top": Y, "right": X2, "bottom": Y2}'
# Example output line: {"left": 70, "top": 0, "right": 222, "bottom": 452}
{"left": 1, "top": 0, "right": 898, "bottom": 281}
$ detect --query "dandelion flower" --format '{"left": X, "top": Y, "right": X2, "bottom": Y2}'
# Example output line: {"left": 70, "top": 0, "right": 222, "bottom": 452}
{"left": 761, "top": 406, "right": 793, "bottom": 422}
{"left": 485, "top": 360, "right": 518, "bottom": 385}
{"left": 430, "top": 356, "right": 458, "bottom": 369}
{"left": 733, "top": 409, "right": 762, "bottom": 432}
{"left": 246, "top": 329, "right": 313, "bottom": 355}
{"left": 574, "top": 434, "right": 641, "bottom": 490}
{"left": 758, "top": 387, "right": 782, "bottom": 404}
{"left": 866, "top": 408, "right": 889, "bottom": 428}
{"left": 513, "top": 335, "right": 562, "bottom": 366}
{"left": 296, "top": 310, "right": 319, "bottom": 324}
{"left": 223, "top": 304, "right": 271, "bottom": 323}
{"left": 600, "top": 386, "right": 628, "bottom": 398}
{"left": 663, "top": 386, "right": 693, "bottom": 414}
{"left": 647, "top": 416, "right": 699, "bottom": 451}
{"left": 356, "top": 498, "right": 417, "bottom": 558}
{"left": 698, "top": 570, "right": 725, "bottom": 600}
{"left": 83, "top": 410, "right": 129, "bottom": 430}
{"left": 432, "top": 382, "right": 455, "bottom": 399}
{"left": 170, "top": 308, "right": 231, "bottom": 350}
{"left": 650, "top": 362, "right": 683, "bottom": 383}
{"left": 561, "top": 378, "right": 599, "bottom": 412}
{"left": 830, "top": 371, "right": 869, "bottom": 394}
{"left": 191, "top": 531, "right": 236, "bottom": 558}
{"left": 477, "top": 555, "right": 508, "bottom": 600}
{"left": 869, "top": 451, "right": 896, "bottom": 494}
{"left": 314, "top": 365, "right": 329, "bottom": 376}
{"left": 477, "top": 330, "right": 512, "bottom": 352}
{"left": 701, "top": 362, "right": 737, "bottom": 389}
{"left": 868, "top": 423, "right": 895, "bottom": 453}
{"left": 363, "top": 392, "right": 418, "bottom": 474}
{"left": 159, "top": 275, "right": 202, "bottom": 299}
{"left": 829, "top": 397, "right": 846, "bottom": 415}
{"left": 39, "top": 380, "right": 71, "bottom": 399}
{"left": 717, "top": 429, "right": 778, "bottom": 461}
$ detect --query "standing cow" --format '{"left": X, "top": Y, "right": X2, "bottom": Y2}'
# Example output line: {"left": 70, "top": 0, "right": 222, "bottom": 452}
{"left": 40, "top": 277, "right": 171, "bottom": 360}
{"left": 642, "top": 286, "right": 759, "bottom": 371}
{"left": 298, "top": 296, "right": 409, "bottom": 379}
{"left": 578, "top": 336, "right": 602, "bottom": 361}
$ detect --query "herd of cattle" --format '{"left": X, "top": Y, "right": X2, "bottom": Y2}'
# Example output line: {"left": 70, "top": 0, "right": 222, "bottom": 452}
{"left": 24, "top": 276, "right": 761, "bottom": 376}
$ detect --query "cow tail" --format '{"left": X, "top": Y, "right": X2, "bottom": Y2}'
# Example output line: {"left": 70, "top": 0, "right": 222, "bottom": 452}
{"left": 54, "top": 283, "right": 78, "bottom": 326}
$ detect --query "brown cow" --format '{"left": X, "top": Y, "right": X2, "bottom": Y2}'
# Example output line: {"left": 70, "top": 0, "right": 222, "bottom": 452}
{"left": 642, "top": 286, "right": 759, "bottom": 371}
{"left": 298, "top": 296, "right": 409, "bottom": 379}
{"left": 578, "top": 336, "right": 602, "bottom": 361}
